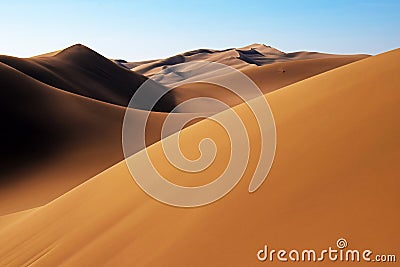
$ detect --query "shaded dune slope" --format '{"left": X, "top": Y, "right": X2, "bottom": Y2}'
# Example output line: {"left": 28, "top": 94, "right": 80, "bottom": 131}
{"left": 0, "top": 44, "right": 175, "bottom": 111}
{"left": 0, "top": 49, "right": 398, "bottom": 266}
{"left": 0, "top": 61, "right": 125, "bottom": 213}
{"left": 0, "top": 61, "right": 190, "bottom": 214}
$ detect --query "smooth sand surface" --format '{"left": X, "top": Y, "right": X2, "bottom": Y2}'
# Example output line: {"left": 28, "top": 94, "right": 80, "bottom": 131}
{"left": 0, "top": 49, "right": 398, "bottom": 266}
{"left": 0, "top": 208, "right": 37, "bottom": 228}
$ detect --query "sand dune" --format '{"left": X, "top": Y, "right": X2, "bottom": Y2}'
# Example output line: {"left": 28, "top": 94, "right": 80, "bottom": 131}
{"left": 171, "top": 55, "right": 368, "bottom": 112}
{"left": 0, "top": 44, "right": 175, "bottom": 111}
{"left": 130, "top": 43, "right": 368, "bottom": 82}
{"left": 0, "top": 44, "right": 366, "bottom": 215}
{"left": 0, "top": 60, "right": 126, "bottom": 214}
{"left": 0, "top": 58, "right": 194, "bottom": 215}
{"left": 0, "top": 48, "right": 398, "bottom": 266}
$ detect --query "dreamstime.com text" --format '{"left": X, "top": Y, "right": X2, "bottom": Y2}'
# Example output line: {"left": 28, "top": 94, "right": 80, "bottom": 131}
{"left": 257, "top": 238, "right": 396, "bottom": 263}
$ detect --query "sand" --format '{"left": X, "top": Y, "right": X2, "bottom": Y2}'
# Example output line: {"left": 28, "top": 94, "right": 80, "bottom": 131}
{"left": 0, "top": 44, "right": 364, "bottom": 215}
{"left": 0, "top": 45, "right": 398, "bottom": 266}
{"left": 0, "top": 46, "right": 187, "bottom": 214}
{"left": 0, "top": 44, "right": 176, "bottom": 110}
{"left": 171, "top": 55, "right": 368, "bottom": 112}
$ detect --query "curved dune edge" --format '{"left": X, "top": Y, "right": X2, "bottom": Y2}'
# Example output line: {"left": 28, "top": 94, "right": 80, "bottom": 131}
{"left": 1, "top": 49, "right": 399, "bottom": 266}
{"left": 0, "top": 60, "right": 199, "bottom": 215}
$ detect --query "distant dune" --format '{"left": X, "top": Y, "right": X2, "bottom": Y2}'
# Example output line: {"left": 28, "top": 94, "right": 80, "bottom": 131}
{"left": 0, "top": 43, "right": 398, "bottom": 266}
{"left": 128, "top": 43, "right": 368, "bottom": 83}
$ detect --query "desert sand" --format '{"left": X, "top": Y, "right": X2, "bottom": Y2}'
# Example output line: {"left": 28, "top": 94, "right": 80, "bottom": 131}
{"left": 0, "top": 44, "right": 364, "bottom": 215}
{"left": 0, "top": 45, "right": 398, "bottom": 266}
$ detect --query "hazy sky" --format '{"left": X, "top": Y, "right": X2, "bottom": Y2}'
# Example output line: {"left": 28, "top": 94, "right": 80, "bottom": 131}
{"left": 0, "top": 0, "right": 399, "bottom": 61}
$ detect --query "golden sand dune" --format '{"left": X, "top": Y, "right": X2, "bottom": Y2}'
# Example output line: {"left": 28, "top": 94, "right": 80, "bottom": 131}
{"left": 0, "top": 49, "right": 398, "bottom": 266}
{"left": 172, "top": 55, "right": 368, "bottom": 112}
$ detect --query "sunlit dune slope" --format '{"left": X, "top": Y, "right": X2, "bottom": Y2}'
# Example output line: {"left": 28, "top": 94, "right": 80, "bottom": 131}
{"left": 172, "top": 55, "right": 368, "bottom": 112}
{"left": 0, "top": 44, "right": 175, "bottom": 111}
{"left": 0, "top": 49, "right": 398, "bottom": 266}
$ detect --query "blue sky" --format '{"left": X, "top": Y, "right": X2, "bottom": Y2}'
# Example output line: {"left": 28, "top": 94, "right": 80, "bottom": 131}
{"left": 0, "top": 0, "right": 398, "bottom": 60}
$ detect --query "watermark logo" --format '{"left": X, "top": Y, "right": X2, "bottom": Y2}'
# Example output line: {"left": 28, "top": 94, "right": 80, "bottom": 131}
{"left": 336, "top": 238, "right": 348, "bottom": 249}
{"left": 122, "top": 61, "right": 276, "bottom": 207}
{"left": 257, "top": 238, "right": 397, "bottom": 263}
